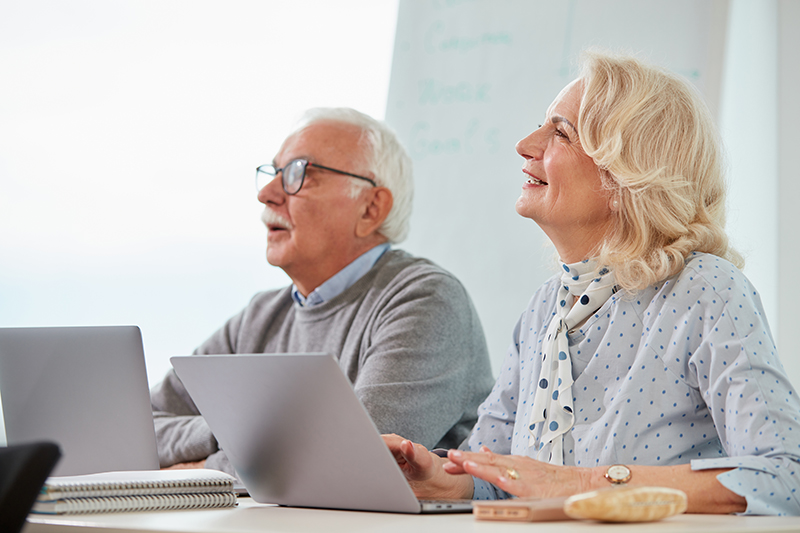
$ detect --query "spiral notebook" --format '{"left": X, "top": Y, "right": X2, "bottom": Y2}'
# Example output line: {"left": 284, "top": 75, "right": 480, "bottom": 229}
{"left": 33, "top": 469, "right": 237, "bottom": 515}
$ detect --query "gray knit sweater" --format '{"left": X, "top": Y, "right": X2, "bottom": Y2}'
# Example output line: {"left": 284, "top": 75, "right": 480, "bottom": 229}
{"left": 151, "top": 249, "right": 494, "bottom": 475}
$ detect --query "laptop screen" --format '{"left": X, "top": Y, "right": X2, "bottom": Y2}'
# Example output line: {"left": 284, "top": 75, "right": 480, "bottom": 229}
{"left": 0, "top": 326, "right": 159, "bottom": 476}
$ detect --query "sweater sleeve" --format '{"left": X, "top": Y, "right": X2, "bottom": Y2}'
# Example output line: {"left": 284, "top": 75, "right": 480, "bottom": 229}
{"left": 151, "top": 368, "right": 218, "bottom": 467}
{"left": 149, "top": 309, "right": 244, "bottom": 468}
{"left": 351, "top": 270, "right": 493, "bottom": 450}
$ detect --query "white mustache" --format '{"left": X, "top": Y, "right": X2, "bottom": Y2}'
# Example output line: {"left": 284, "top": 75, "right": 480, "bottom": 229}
{"left": 261, "top": 208, "right": 294, "bottom": 230}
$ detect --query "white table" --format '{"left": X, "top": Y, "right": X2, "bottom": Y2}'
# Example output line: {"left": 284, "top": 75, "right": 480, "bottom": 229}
{"left": 23, "top": 497, "right": 800, "bottom": 533}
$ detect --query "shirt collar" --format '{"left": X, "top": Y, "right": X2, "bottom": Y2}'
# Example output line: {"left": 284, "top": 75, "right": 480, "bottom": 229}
{"left": 292, "top": 243, "right": 390, "bottom": 307}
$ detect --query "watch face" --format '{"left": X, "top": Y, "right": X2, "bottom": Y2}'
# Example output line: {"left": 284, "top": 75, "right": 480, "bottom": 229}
{"left": 606, "top": 464, "right": 631, "bottom": 483}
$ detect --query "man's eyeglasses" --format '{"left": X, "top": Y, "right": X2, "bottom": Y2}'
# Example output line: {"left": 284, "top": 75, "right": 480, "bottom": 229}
{"left": 255, "top": 159, "right": 377, "bottom": 195}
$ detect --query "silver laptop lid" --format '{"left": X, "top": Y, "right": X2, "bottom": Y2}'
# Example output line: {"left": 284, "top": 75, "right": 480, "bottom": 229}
{"left": 0, "top": 326, "right": 160, "bottom": 476}
{"left": 171, "top": 353, "right": 427, "bottom": 513}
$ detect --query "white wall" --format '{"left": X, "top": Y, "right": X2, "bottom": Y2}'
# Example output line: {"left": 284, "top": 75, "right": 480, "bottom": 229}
{"left": 777, "top": 0, "right": 800, "bottom": 384}
{"left": 720, "top": 0, "right": 800, "bottom": 387}
{"left": 719, "top": 0, "right": 779, "bottom": 358}
{"left": 0, "top": 0, "right": 399, "bottom": 390}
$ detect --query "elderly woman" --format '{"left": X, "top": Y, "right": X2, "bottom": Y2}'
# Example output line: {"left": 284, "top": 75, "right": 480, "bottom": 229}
{"left": 384, "top": 50, "right": 800, "bottom": 516}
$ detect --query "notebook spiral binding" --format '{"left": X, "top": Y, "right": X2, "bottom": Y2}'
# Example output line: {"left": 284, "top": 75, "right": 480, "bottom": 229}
{"left": 41, "top": 477, "right": 233, "bottom": 499}
{"left": 36, "top": 492, "right": 238, "bottom": 515}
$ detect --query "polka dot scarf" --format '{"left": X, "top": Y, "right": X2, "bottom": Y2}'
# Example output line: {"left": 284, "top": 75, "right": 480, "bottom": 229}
{"left": 528, "top": 259, "right": 616, "bottom": 464}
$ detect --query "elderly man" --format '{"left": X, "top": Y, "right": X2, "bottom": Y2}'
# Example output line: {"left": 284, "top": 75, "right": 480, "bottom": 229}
{"left": 151, "top": 107, "right": 494, "bottom": 475}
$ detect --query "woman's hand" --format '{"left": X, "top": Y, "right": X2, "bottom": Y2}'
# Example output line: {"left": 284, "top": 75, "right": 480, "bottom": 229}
{"left": 382, "top": 434, "right": 473, "bottom": 499}
{"left": 445, "top": 446, "right": 593, "bottom": 499}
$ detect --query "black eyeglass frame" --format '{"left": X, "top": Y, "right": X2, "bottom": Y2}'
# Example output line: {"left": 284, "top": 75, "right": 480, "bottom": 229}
{"left": 256, "top": 159, "right": 377, "bottom": 195}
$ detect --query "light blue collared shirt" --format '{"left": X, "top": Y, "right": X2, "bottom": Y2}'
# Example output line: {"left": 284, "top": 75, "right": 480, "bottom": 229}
{"left": 292, "top": 243, "right": 390, "bottom": 307}
{"left": 468, "top": 253, "right": 800, "bottom": 515}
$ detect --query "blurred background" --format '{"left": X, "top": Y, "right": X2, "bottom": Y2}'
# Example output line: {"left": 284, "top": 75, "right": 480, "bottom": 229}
{"left": 2, "top": 0, "right": 798, "bottom": 428}
{"left": 0, "top": 1, "right": 398, "bottom": 390}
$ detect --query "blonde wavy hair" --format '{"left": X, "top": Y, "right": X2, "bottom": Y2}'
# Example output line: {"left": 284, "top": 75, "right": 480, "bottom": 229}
{"left": 576, "top": 50, "right": 743, "bottom": 293}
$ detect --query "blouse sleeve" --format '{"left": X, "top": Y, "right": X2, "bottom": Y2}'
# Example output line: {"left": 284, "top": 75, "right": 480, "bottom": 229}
{"left": 687, "top": 265, "right": 800, "bottom": 515}
{"left": 465, "top": 317, "right": 524, "bottom": 500}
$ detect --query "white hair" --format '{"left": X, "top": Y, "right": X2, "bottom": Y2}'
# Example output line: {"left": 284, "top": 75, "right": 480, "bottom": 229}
{"left": 291, "top": 107, "right": 414, "bottom": 243}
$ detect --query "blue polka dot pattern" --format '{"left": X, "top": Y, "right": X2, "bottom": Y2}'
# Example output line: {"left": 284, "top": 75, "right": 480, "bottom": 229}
{"left": 469, "top": 253, "right": 800, "bottom": 515}
{"left": 527, "top": 259, "right": 617, "bottom": 464}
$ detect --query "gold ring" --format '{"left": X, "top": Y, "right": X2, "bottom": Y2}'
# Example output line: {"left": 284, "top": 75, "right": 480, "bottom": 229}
{"left": 505, "top": 467, "right": 519, "bottom": 480}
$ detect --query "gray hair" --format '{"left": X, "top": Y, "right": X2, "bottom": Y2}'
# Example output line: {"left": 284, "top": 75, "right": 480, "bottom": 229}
{"left": 292, "top": 107, "right": 414, "bottom": 243}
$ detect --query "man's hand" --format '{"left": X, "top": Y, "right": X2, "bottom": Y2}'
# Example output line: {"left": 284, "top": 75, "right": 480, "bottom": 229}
{"left": 162, "top": 459, "right": 207, "bottom": 470}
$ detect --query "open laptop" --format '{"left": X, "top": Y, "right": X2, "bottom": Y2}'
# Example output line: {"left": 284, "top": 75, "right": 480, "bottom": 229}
{"left": 0, "top": 326, "right": 160, "bottom": 476}
{"left": 171, "top": 353, "right": 473, "bottom": 514}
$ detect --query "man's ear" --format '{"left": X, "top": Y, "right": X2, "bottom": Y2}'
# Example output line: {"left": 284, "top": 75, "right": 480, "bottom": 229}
{"left": 355, "top": 187, "right": 393, "bottom": 238}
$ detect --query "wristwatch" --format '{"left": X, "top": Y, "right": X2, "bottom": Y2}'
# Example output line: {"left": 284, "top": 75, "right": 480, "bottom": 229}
{"left": 604, "top": 464, "right": 631, "bottom": 485}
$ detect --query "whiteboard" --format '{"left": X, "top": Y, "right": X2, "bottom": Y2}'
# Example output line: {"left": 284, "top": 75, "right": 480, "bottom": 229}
{"left": 385, "top": 0, "right": 729, "bottom": 372}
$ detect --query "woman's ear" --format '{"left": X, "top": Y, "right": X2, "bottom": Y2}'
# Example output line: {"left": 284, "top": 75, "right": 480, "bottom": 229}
{"left": 602, "top": 170, "right": 620, "bottom": 213}
{"left": 355, "top": 187, "right": 393, "bottom": 238}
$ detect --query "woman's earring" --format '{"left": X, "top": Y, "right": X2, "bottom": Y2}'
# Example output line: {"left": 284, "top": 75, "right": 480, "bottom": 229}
{"left": 611, "top": 199, "right": 619, "bottom": 210}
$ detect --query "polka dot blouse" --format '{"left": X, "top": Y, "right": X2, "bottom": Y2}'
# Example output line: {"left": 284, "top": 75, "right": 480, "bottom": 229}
{"left": 468, "top": 253, "right": 800, "bottom": 516}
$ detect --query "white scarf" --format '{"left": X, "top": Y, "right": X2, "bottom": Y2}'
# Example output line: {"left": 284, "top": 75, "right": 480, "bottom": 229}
{"left": 528, "top": 259, "right": 616, "bottom": 464}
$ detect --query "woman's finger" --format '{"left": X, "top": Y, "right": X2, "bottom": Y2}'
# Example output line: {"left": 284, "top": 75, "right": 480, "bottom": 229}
{"left": 399, "top": 439, "right": 418, "bottom": 464}
{"left": 442, "top": 461, "right": 467, "bottom": 475}
{"left": 461, "top": 460, "right": 527, "bottom": 497}
{"left": 448, "top": 448, "right": 502, "bottom": 468}
{"left": 382, "top": 434, "right": 408, "bottom": 459}
{"left": 462, "top": 460, "right": 514, "bottom": 484}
